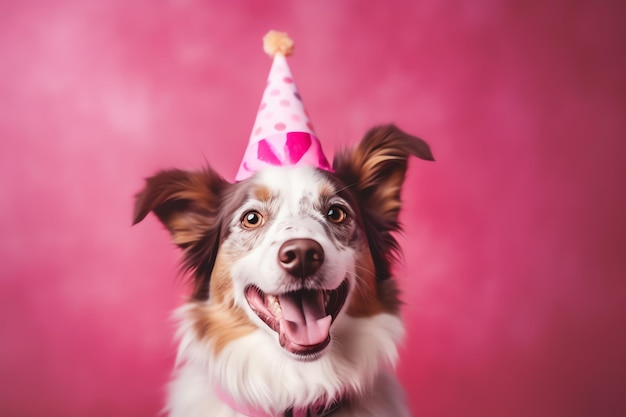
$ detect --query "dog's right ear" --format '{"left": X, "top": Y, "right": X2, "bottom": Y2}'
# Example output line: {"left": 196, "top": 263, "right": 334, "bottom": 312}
{"left": 132, "top": 168, "right": 228, "bottom": 250}
{"left": 133, "top": 168, "right": 229, "bottom": 299}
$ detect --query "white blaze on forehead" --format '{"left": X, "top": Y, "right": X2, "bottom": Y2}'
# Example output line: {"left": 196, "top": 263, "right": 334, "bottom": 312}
{"left": 253, "top": 165, "right": 331, "bottom": 213}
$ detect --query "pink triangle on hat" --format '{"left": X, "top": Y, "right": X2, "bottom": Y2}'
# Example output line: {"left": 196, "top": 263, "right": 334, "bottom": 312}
{"left": 235, "top": 31, "right": 332, "bottom": 181}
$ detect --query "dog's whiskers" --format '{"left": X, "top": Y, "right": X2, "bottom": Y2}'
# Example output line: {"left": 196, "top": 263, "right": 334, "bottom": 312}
{"left": 350, "top": 268, "right": 373, "bottom": 301}
{"left": 333, "top": 181, "right": 360, "bottom": 195}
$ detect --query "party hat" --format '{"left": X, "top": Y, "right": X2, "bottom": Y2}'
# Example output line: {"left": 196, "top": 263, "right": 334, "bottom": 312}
{"left": 235, "top": 31, "right": 332, "bottom": 181}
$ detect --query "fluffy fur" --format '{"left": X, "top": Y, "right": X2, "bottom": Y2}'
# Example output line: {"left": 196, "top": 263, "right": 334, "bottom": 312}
{"left": 133, "top": 125, "right": 433, "bottom": 417}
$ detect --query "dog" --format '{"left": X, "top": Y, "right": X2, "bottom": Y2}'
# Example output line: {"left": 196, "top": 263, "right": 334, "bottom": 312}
{"left": 133, "top": 124, "right": 433, "bottom": 417}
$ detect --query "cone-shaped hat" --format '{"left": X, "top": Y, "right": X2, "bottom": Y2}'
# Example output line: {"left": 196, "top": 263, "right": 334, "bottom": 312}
{"left": 235, "top": 31, "right": 332, "bottom": 181}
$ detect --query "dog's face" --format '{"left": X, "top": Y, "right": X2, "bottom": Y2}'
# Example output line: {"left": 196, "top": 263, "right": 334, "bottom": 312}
{"left": 225, "top": 166, "right": 360, "bottom": 358}
{"left": 133, "top": 125, "right": 433, "bottom": 361}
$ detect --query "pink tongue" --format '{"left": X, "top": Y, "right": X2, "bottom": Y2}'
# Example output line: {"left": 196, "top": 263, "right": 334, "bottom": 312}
{"left": 278, "top": 291, "right": 331, "bottom": 347}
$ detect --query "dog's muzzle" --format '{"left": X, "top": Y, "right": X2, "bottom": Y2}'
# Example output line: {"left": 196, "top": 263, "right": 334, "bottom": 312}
{"left": 245, "top": 238, "right": 349, "bottom": 358}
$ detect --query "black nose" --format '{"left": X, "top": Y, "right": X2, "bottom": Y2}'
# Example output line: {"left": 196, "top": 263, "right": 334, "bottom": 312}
{"left": 278, "top": 238, "right": 324, "bottom": 278}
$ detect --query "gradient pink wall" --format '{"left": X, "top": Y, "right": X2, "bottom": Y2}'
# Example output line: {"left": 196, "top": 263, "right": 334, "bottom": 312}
{"left": 1, "top": 1, "right": 625, "bottom": 416}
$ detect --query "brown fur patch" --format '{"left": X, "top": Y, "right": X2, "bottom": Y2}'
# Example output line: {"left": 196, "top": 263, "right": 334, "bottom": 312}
{"left": 133, "top": 169, "right": 224, "bottom": 239}
{"left": 346, "top": 145, "right": 406, "bottom": 222}
{"left": 253, "top": 184, "right": 272, "bottom": 202}
{"left": 368, "top": 170, "right": 403, "bottom": 220}
{"left": 377, "top": 279, "right": 402, "bottom": 315}
{"left": 346, "top": 251, "right": 386, "bottom": 317}
{"left": 190, "top": 248, "right": 256, "bottom": 354}
{"left": 190, "top": 302, "right": 256, "bottom": 355}
{"left": 167, "top": 212, "right": 211, "bottom": 247}
{"left": 333, "top": 124, "right": 433, "bottom": 226}
{"left": 318, "top": 181, "right": 337, "bottom": 201}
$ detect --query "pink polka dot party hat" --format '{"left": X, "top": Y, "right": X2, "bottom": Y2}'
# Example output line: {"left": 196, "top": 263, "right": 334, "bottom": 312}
{"left": 235, "top": 31, "right": 333, "bottom": 181}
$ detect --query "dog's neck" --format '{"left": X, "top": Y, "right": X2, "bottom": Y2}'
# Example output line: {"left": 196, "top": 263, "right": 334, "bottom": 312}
{"left": 217, "top": 387, "right": 344, "bottom": 417}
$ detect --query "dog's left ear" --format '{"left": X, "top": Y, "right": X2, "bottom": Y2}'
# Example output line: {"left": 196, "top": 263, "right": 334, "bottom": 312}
{"left": 333, "top": 125, "right": 433, "bottom": 281}
{"left": 333, "top": 124, "right": 434, "bottom": 227}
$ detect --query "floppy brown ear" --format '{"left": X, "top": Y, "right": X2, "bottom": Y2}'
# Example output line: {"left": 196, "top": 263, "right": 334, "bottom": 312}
{"left": 333, "top": 125, "right": 433, "bottom": 281}
{"left": 132, "top": 167, "right": 229, "bottom": 299}
{"left": 333, "top": 124, "right": 433, "bottom": 226}
{"left": 133, "top": 168, "right": 228, "bottom": 247}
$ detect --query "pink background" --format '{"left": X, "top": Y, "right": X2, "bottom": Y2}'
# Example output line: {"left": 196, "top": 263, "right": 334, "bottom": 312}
{"left": 1, "top": 0, "right": 625, "bottom": 416}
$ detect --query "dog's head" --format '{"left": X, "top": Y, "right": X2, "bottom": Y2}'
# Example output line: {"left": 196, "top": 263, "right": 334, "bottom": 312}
{"left": 133, "top": 125, "right": 433, "bottom": 361}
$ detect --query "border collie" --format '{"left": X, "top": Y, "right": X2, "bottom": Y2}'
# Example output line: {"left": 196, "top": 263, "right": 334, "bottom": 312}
{"left": 133, "top": 124, "right": 433, "bottom": 417}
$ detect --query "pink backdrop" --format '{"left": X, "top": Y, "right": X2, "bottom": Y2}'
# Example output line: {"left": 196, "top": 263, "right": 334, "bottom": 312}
{"left": 1, "top": 0, "right": 625, "bottom": 416}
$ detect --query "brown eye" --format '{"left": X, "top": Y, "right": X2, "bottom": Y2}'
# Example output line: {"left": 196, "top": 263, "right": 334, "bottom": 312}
{"left": 327, "top": 205, "right": 347, "bottom": 224}
{"left": 242, "top": 210, "right": 264, "bottom": 228}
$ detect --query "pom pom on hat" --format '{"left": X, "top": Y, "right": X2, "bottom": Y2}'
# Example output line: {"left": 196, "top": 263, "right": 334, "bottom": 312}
{"left": 235, "top": 31, "right": 332, "bottom": 181}
{"left": 263, "top": 31, "right": 294, "bottom": 57}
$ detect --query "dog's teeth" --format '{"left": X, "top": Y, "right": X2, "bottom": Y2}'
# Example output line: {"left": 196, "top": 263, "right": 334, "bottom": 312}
{"left": 266, "top": 294, "right": 283, "bottom": 318}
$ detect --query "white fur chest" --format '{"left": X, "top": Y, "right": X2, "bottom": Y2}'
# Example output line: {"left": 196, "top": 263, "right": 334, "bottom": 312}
{"left": 167, "top": 311, "right": 409, "bottom": 417}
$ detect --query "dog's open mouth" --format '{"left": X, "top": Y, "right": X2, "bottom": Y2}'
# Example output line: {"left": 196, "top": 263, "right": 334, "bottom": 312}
{"left": 244, "top": 280, "right": 349, "bottom": 356}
